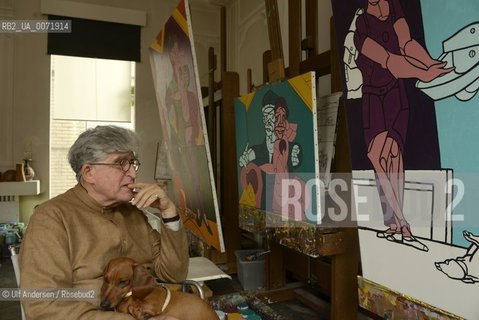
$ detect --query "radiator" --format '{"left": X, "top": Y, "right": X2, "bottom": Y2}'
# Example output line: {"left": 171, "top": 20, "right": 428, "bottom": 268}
{"left": 0, "top": 195, "right": 20, "bottom": 223}
{"left": 0, "top": 180, "right": 40, "bottom": 223}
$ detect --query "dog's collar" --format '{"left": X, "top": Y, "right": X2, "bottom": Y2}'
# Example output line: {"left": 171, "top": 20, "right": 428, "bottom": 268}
{"left": 160, "top": 285, "right": 171, "bottom": 312}
{"left": 121, "top": 286, "right": 170, "bottom": 312}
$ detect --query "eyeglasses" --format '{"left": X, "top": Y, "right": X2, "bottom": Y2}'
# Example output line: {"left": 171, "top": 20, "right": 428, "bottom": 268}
{"left": 88, "top": 159, "right": 141, "bottom": 172}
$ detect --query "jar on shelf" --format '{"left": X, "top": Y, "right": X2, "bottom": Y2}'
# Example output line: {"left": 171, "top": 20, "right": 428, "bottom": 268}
{"left": 23, "top": 158, "right": 35, "bottom": 181}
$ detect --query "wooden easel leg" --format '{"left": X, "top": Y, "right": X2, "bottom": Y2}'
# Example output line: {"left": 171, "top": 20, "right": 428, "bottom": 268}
{"left": 330, "top": 228, "right": 359, "bottom": 319}
{"left": 220, "top": 71, "right": 241, "bottom": 272}
{"left": 265, "top": 237, "right": 285, "bottom": 290}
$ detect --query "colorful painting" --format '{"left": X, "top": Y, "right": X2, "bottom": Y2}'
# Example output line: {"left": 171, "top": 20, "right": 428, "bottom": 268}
{"left": 358, "top": 277, "right": 461, "bottom": 320}
{"left": 235, "top": 72, "right": 322, "bottom": 240}
{"left": 149, "top": 0, "right": 224, "bottom": 252}
{"left": 332, "top": 0, "right": 479, "bottom": 318}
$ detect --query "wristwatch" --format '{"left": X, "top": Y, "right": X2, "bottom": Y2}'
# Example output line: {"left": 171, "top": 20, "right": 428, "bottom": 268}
{"left": 161, "top": 215, "right": 180, "bottom": 223}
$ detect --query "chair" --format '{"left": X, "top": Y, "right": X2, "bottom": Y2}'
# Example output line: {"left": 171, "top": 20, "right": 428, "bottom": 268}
{"left": 9, "top": 243, "right": 26, "bottom": 320}
{"left": 158, "top": 279, "right": 207, "bottom": 300}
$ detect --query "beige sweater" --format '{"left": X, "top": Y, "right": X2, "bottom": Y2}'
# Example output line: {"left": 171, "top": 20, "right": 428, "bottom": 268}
{"left": 19, "top": 184, "right": 189, "bottom": 320}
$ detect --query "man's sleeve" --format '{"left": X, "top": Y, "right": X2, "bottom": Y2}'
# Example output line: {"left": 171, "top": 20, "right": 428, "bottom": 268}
{"left": 149, "top": 219, "right": 189, "bottom": 282}
{"left": 19, "top": 209, "right": 133, "bottom": 320}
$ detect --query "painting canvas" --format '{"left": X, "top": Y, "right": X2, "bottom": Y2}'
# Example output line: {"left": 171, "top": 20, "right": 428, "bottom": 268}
{"left": 316, "top": 92, "right": 342, "bottom": 189}
{"left": 332, "top": 0, "right": 479, "bottom": 318}
{"left": 154, "top": 141, "right": 171, "bottom": 181}
{"left": 149, "top": 0, "right": 224, "bottom": 252}
{"left": 235, "top": 72, "right": 322, "bottom": 234}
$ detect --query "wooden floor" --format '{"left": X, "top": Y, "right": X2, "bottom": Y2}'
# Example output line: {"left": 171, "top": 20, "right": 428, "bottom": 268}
{"left": 0, "top": 256, "right": 378, "bottom": 320}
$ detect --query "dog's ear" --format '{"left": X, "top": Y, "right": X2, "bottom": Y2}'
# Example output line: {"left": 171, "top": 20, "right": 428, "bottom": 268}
{"left": 131, "top": 264, "right": 156, "bottom": 299}
{"left": 102, "top": 260, "right": 112, "bottom": 277}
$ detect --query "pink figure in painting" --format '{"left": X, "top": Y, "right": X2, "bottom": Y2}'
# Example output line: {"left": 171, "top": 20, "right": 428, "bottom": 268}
{"left": 165, "top": 37, "right": 203, "bottom": 147}
{"left": 354, "top": 0, "right": 453, "bottom": 248}
{"left": 164, "top": 35, "right": 209, "bottom": 234}
{"left": 262, "top": 98, "right": 307, "bottom": 220}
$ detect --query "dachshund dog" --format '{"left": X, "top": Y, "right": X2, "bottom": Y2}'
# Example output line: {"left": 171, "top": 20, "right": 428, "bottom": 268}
{"left": 100, "top": 257, "right": 219, "bottom": 320}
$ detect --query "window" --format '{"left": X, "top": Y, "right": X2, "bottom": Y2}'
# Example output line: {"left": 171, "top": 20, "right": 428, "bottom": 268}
{"left": 49, "top": 55, "right": 135, "bottom": 198}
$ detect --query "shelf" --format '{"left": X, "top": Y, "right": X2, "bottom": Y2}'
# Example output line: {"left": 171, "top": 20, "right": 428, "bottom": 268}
{"left": 0, "top": 180, "right": 41, "bottom": 196}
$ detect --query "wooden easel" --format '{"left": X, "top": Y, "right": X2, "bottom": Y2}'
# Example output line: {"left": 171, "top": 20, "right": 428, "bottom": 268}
{"left": 201, "top": 6, "right": 242, "bottom": 273}
{"left": 201, "top": 3, "right": 359, "bottom": 318}
{"left": 265, "top": 0, "right": 285, "bottom": 82}
{"left": 255, "top": 1, "right": 360, "bottom": 319}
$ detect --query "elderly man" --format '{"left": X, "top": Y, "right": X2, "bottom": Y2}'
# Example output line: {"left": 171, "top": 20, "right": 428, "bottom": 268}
{"left": 20, "top": 125, "right": 188, "bottom": 319}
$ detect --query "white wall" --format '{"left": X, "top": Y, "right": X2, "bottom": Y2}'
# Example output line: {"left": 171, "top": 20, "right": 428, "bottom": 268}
{"left": 3, "top": 0, "right": 50, "bottom": 223}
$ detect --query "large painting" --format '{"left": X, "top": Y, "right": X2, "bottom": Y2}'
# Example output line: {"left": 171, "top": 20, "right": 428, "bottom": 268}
{"left": 235, "top": 72, "right": 321, "bottom": 241}
{"left": 149, "top": 0, "right": 224, "bottom": 252}
{"left": 332, "top": 0, "right": 479, "bottom": 318}
{"left": 235, "top": 73, "right": 345, "bottom": 257}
